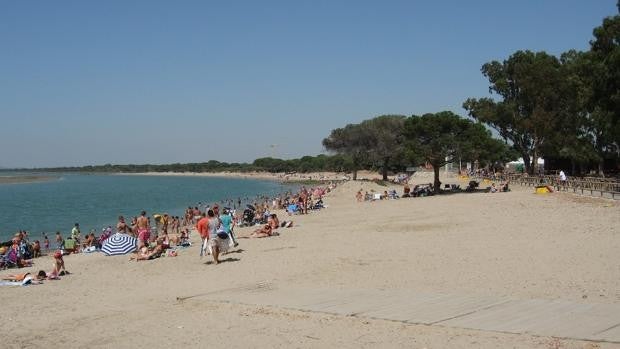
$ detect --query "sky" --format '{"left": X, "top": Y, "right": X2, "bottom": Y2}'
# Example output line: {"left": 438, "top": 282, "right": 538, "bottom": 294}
{"left": 0, "top": 0, "right": 617, "bottom": 168}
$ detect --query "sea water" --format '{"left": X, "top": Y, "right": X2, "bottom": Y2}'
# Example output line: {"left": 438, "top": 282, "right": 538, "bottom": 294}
{"left": 0, "top": 173, "right": 297, "bottom": 242}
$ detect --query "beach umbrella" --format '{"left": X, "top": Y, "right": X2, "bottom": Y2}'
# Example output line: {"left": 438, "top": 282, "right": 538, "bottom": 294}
{"left": 101, "top": 233, "right": 137, "bottom": 256}
{"left": 246, "top": 204, "right": 256, "bottom": 211}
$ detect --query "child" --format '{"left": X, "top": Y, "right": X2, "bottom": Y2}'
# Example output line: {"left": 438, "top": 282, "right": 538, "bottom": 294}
{"left": 44, "top": 235, "right": 50, "bottom": 252}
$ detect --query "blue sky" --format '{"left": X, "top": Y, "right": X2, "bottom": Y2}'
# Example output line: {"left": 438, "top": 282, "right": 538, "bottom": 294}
{"left": 0, "top": 0, "right": 616, "bottom": 168}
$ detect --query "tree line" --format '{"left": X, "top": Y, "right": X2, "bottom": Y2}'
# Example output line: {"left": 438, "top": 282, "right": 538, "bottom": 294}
{"left": 13, "top": 5, "right": 618, "bottom": 183}
{"left": 464, "top": 5, "right": 619, "bottom": 175}
{"left": 324, "top": 5, "right": 620, "bottom": 182}
{"left": 17, "top": 155, "right": 359, "bottom": 175}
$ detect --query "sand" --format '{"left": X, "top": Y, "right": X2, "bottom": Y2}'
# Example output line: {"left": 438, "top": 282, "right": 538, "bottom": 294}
{"left": 1, "top": 173, "right": 619, "bottom": 348}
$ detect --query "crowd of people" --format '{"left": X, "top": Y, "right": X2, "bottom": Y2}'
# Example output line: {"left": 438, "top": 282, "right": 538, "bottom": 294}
{"left": 0, "top": 181, "right": 340, "bottom": 277}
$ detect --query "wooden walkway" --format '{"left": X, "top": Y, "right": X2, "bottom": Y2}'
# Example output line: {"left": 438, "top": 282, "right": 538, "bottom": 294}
{"left": 184, "top": 283, "right": 620, "bottom": 343}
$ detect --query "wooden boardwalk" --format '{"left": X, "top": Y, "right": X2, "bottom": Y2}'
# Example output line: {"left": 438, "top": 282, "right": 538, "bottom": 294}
{"left": 187, "top": 283, "right": 620, "bottom": 343}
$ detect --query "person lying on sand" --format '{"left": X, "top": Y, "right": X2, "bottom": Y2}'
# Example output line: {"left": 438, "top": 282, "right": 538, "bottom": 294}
{"left": 131, "top": 239, "right": 164, "bottom": 261}
{"left": 2, "top": 270, "right": 53, "bottom": 282}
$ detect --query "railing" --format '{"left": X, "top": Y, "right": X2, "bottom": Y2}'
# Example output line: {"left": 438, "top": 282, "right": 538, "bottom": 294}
{"left": 467, "top": 173, "right": 620, "bottom": 200}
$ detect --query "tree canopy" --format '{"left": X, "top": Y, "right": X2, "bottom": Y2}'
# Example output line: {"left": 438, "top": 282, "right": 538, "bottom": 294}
{"left": 464, "top": 5, "right": 620, "bottom": 176}
{"left": 403, "top": 111, "right": 512, "bottom": 192}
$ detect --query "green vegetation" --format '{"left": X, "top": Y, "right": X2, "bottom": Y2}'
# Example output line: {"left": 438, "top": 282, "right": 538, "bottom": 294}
{"left": 404, "top": 112, "right": 511, "bottom": 193}
{"left": 323, "top": 115, "right": 406, "bottom": 180}
{"left": 15, "top": 155, "right": 357, "bottom": 175}
{"left": 464, "top": 5, "right": 620, "bottom": 175}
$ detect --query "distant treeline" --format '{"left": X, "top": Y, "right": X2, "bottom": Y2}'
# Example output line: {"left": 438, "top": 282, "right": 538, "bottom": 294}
{"left": 17, "top": 154, "right": 361, "bottom": 174}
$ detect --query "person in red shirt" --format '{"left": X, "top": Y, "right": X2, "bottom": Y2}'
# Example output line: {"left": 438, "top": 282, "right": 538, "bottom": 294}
{"left": 195, "top": 212, "right": 209, "bottom": 257}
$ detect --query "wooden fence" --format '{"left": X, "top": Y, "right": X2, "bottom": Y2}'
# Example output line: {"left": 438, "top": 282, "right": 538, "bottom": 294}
{"left": 470, "top": 174, "right": 620, "bottom": 200}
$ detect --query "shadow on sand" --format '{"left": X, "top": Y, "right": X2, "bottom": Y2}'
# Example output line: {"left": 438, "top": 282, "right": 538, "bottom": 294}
{"left": 203, "top": 257, "right": 240, "bottom": 265}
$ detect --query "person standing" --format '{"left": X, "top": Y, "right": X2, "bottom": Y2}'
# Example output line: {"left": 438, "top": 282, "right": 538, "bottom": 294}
{"left": 206, "top": 209, "right": 227, "bottom": 264}
{"left": 43, "top": 234, "right": 50, "bottom": 252}
{"left": 136, "top": 211, "right": 150, "bottom": 250}
{"left": 559, "top": 170, "right": 567, "bottom": 189}
{"left": 55, "top": 232, "right": 64, "bottom": 254}
{"left": 219, "top": 208, "right": 238, "bottom": 248}
{"left": 117, "top": 216, "right": 129, "bottom": 234}
{"left": 71, "top": 223, "right": 81, "bottom": 245}
{"left": 196, "top": 212, "right": 209, "bottom": 258}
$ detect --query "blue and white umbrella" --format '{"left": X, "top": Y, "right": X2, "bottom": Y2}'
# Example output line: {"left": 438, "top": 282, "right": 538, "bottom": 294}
{"left": 101, "top": 233, "right": 137, "bottom": 256}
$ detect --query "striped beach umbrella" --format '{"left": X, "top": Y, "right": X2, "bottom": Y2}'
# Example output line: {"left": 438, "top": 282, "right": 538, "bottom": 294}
{"left": 101, "top": 233, "right": 137, "bottom": 256}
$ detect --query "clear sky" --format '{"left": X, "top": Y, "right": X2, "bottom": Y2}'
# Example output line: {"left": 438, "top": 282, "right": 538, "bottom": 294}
{"left": 0, "top": 0, "right": 616, "bottom": 168}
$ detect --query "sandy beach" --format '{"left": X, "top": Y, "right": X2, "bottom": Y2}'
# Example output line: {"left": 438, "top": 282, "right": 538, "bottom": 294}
{"left": 1, "top": 174, "right": 619, "bottom": 348}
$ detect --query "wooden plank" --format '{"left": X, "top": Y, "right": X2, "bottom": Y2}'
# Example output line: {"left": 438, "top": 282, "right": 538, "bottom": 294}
{"left": 200, "top": 285, "right": 620, "bottom": 343}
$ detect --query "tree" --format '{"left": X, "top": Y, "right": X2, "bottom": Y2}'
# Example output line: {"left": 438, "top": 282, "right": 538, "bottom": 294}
{"left": 463, "top": 50, "right": 569, "bottom": 174}
{"left": 322, "top": 123, "right": 372, "bottom": 180}
{"left": 360, "top": 115, "right": 406, "bottom": 180}
{"left": 588, "top": 7, "right": 620, "bottom": 166}
{"left": 403, "top": 111, "right": 511, "bottom": 193}
{"left": 323, "top": 115, "right": 406, "bottom": 180}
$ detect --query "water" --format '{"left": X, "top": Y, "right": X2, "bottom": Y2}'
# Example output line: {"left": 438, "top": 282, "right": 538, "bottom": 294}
{"left": 0, "top": 173, "right": 296, "bottom": 242}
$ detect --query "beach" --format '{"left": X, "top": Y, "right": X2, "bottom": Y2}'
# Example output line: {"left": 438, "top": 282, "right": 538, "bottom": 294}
{"left": 1, "top": 174, "right": 619, "bottom": 348}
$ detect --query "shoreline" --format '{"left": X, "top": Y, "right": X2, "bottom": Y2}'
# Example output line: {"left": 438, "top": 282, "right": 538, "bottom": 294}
{"left": 0, "top": 175, "right": 59, "bottom": 185}
{"left": 114, "top": 170, "right": 351, "bottom": 182}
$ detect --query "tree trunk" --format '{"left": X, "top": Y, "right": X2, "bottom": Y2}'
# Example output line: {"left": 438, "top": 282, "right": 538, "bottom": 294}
{"left": 598, "top": 160, "right": 605, "bottom": 177}
{"left": 523, "top": 153, "right": 532, "bottom": 175}
{"left": 433, "top": 165, "right": 441, "bottom": 194}
{"left": 352, "top": 169, "right": 358, "bottom": 180}
{"left": 382, "top": 158, "right": 389, "bottom": 181}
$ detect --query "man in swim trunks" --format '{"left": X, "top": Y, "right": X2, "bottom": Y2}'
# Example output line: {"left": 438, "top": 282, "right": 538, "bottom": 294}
{"left": 136, "top": 210, "right": 150, "bottom": 250}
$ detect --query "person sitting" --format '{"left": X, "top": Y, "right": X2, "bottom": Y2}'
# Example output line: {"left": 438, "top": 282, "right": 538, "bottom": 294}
{"left": 499, "top": 181, "right": 510, "bottom": 192}
{"left": 82, "top": 234, "right": 95, "bottom": 250}
{"left": 490, "top": 183, "right": 498, "bottom": 193}
{"left": 49, "top": 251, "right": 68, "bottom": 278}
{"left": 268, "top": 214, "right": 280, "bottom": 230}
{"left": 250, "top": 223, "right": 275, "bottom": 238}
{"left": 356, "top": 190, "right": 363, "bottom": 202}
{"left": 64, "top": 237, "right": 78, "bottom": 254}
{"left": 132, "top": 239, "right": 164, "bottom": 261}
